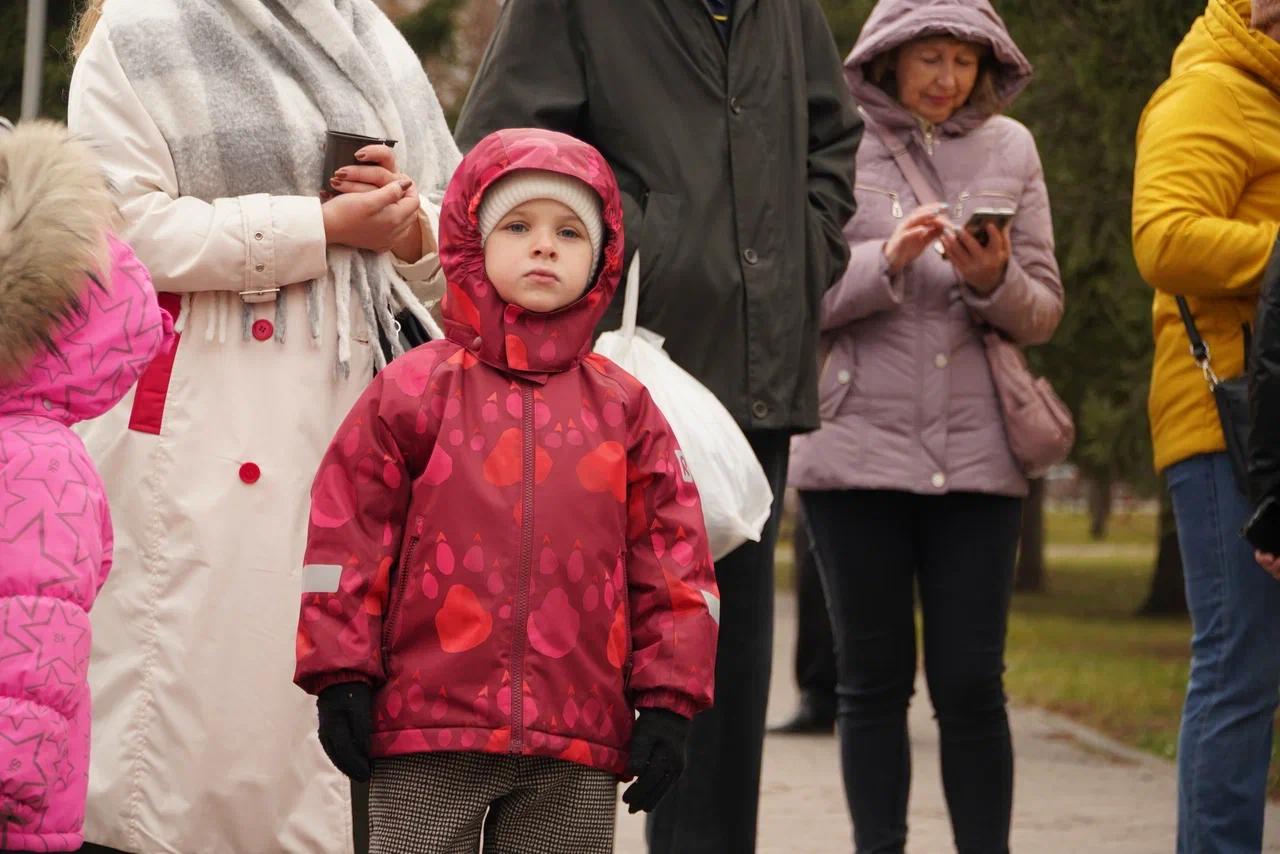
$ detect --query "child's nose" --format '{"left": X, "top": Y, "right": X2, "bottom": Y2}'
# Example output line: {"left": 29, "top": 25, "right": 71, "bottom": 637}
{"left": 533, "top": 230, "right": 558, "bottom": 257}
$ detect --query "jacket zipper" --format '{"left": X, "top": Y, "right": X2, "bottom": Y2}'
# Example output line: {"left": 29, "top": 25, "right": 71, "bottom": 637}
{"left": 922, "top": 125, "right": 936, "bottom": 156}
{"left": 619, "top": 549, "right": 634, "bottom": 690}
{"left": 955, "top": 190, "right": 1018, "bottom": 221}
{"left": 381, "top": 520, "right": 422, "bottom": 662}
{"left": 510, "top": 385, "right": 535, "bottom": 752}
{"left": 855, "top": 184, "right": 903, "bottom": 219}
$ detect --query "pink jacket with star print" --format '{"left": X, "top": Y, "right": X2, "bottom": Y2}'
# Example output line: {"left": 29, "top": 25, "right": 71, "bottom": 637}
{"left": 294, "top": 128, "right": 720, "bottom": 775}
{"left": 0, "top": 121, "right": 173, "bottom": 851}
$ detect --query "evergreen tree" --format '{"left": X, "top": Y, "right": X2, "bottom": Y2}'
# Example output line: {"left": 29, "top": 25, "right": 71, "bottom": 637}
{"left": 2, "top": 0, "right": 77, "bottom": 122}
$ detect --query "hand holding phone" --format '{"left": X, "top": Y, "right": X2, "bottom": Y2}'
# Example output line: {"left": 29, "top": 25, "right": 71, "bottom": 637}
{"left": 964, "top": 207, "right": 1016, "bottom": 248}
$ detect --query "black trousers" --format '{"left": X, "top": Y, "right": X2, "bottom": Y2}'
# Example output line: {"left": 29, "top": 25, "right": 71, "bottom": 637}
{"left": 800, "top": 489, "right": 1022, "bottom": 854}
{"left": 645, "top": 431, "right": 790, "bottom": 854}
{"left": 793, "top": 507, "right": 837, "bottom": 709}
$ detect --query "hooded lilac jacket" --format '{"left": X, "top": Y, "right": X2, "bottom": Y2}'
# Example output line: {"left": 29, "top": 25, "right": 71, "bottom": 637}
{"left": 0, "top": 122, "right": 172, "bottom": 851}
{"left": 789, "top": 0, "right": 1063, "bottom": 498}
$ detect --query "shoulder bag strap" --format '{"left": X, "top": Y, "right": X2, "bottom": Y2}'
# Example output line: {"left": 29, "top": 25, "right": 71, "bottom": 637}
{"left": 857, "top": 106, "right": 940, "bottom": 206}
{"left": 1175, "top": 295, "right": 1221, "bottom": 389}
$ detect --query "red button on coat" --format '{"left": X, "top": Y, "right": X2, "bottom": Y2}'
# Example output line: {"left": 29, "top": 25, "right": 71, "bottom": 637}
{"left": 252, "top": 319, "right": 274, "bottom": 341}
{"left": 239, "top": 462, "right": 261, "bottom": 484}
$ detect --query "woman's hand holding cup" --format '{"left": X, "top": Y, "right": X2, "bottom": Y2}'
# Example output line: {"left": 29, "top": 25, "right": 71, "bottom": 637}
{"left": 323, "top": 145, "right": 424, "bottom": 262}
{"left": 884, "top": 203, "right": 949, "bottom": 275}
{"left": 322, "top": 176, "right": 420, "bottom": 257}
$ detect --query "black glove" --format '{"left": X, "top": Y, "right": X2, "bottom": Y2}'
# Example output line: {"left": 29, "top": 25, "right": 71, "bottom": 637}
{"left": 622, "top": 708, "right": 690, "bottom": 814}
{"left": 317, "top": 681, "right": 373, "bottom": 782}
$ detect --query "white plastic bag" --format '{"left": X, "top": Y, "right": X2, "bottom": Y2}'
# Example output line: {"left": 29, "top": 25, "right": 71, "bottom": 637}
{"left": 594, "top": 253, "right": 773, "bottom": 560}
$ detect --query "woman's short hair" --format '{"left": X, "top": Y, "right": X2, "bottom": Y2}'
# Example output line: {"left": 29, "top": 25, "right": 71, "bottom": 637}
{"left": 865, "top": 38, "right": 1003, "bottom": 117}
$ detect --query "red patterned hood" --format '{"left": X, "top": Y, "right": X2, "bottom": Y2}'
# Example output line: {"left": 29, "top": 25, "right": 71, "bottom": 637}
{"left": 439, "top": 128, "right": 624, "bottom": 381}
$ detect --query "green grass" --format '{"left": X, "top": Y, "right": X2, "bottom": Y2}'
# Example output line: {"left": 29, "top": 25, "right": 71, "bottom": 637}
{"left": 1043, "top": 505, "right": 1158, "bottom": 547}
{"left": 777, "top": 507, "right": 1280, "bottom": 796}
{"left": 1009, "top": 512, "right": 1280, "bottom": 796}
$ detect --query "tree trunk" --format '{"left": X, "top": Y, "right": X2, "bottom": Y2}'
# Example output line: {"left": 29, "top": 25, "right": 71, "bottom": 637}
{"left": 1138, "top": 482, "right": 1187, "bottom": 617}
{"left": 1087, "top": 475, "right": 1113, "bottom": 541}
{"left": 1015, "top": 478, "right": 1047, "bottom": 592}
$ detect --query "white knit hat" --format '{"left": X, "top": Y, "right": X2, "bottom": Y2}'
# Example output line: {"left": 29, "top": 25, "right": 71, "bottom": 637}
{"left": 478, "top": 170, "right": 605, "bottom": 280}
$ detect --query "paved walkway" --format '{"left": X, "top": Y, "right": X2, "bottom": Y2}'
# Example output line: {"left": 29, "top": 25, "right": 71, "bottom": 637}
{"left": 614, "top": 593, "right": 1280, "bottom": 853}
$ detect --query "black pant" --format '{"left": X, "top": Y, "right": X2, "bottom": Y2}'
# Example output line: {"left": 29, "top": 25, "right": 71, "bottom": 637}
{"left": 793, "top": 507, "right": 837, "bottom": 709}
{"left": 646, "top": 431, "right": 790, "bottom": 854}
{"left": 800, "top": 489, "right": 1022, "bottom": 854}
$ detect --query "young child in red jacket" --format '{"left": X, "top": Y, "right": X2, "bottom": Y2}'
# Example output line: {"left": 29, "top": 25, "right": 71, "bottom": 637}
{"left": 293, "top": 128, "right": 720, "bottom": 852}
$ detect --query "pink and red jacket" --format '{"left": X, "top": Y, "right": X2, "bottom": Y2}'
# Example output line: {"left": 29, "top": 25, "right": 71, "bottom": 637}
{"left": 0, "top": 121, "right": 173, "bottom": 851}
{"left": 294, "top": 128, "right": 720, "bottom": 775}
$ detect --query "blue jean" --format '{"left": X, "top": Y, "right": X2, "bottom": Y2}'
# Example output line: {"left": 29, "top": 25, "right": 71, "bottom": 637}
{"left": 1167, "top": 453, "right": 1280, "bottom": 854}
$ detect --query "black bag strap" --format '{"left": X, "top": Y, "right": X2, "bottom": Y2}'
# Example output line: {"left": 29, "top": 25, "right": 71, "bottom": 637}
{"left": 1175, "top": 296, "right": 1209, "bottom": 363}
{"left": 1176, "top": 295, "right": 1225, "bottom": 390}
{"left": 1176, "top": 295, "right": 1255, "bottom": 390}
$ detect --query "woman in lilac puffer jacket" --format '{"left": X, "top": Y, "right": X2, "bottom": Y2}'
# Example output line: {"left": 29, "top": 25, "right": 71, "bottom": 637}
{"left": 0, "top": 120, "right": 171, "bottom": 851}
{"left": 788, "top": 1, "right": 1062, "bottom": 851}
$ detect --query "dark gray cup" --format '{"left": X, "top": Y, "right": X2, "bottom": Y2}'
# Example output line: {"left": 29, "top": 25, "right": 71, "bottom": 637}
{"left": 322, "top": 130, "right": 397, "bottom": 194}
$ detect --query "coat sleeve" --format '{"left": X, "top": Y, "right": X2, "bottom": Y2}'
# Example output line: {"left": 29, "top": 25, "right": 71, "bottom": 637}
{"left": 820, "top": 237, "right": 905, "bottom": 330}
{"left": 453, "top": 0, "right": 586, "bottom": 152}
{"left": 67, "top": 19, "right": 330, "bottom": 295}
{"left": 623, "top": 388, "right": 719, "bottom": 719}
{"left": 1249, "top": 240, "right": 1280, "bottom": 505}
{"left": 799, "top": 0, "right": 861, "bottom": 294}
{"left": 1133, "top": 71, "right": 1279, "bottom": 298}
{"left": 962, "top": 131, "right": 1064, "bottom": 346}
{"left": 391, "top": 200, "right": 447, "bottom": 306}
{"left": 293, "top": 354, "right": 441, "bottom": 694}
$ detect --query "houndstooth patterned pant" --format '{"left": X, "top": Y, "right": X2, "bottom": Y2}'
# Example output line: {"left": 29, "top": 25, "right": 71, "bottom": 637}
{"left": 368, "top": 751, "right": 618, "bottom": 853}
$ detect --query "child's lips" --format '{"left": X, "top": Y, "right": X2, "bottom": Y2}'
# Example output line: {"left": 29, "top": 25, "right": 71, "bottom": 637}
{"left": 526, "top": 268, "right": 560, "bottom": 285}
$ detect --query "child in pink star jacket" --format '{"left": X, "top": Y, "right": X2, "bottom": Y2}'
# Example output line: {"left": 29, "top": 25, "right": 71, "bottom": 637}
{"left": 0, "top": 120, "right": 173, "bottom": 851}
{"left": 294, "top": 128, "right": 720, "bottom": 851}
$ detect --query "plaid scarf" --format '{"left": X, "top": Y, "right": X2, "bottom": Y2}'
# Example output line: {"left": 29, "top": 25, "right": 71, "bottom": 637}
{"left": 106, "top": 0, "right": 460, "bottom": 376}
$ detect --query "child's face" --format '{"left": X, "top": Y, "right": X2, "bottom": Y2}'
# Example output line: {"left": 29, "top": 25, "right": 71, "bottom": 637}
{"left": 484, "top": 199, "right": 595, "bottom": 314}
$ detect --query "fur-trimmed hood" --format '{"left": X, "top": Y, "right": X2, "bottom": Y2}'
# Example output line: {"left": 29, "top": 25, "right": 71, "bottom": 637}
{"left": 0, "top": 120, "right": 173, "bottom": 424}
{"left": 0, "top": 121, "right": 115, "bottom": 379}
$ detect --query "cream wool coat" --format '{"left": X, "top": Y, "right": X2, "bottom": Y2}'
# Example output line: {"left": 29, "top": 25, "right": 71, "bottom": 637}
{"left": 67, "top": 9, "right": 454, "bottom": 853}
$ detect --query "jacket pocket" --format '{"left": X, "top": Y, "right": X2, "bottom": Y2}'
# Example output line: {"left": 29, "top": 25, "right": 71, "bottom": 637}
{"left": 637, "top": 192, "right": 683, "bottom": 290}
{"left": 954, "top": 189, "right": 1020, "bottom": 222}
{"left": 855, "top": 184, "right": 906, "bottom": 221}
{"left": 381, "top": 534, "right": 419, "bottom": 662}
{"left": 817, "top": 335, "right": 855, "bottom": 421}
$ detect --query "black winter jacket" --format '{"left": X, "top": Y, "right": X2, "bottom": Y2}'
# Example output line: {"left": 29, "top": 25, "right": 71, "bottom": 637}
{"left": 455, "top": 0, "right": 861, "bottom": 431}
{"left": 1249, "top": 240, "right": 1280, "bottom": 505}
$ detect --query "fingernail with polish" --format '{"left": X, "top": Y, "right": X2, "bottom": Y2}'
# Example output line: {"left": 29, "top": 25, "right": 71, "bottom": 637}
{"left": 330, "top": 176, "right": 342, "bottom": 187}
{"left": 399, "top": 179, "right": 413, "bottom": 191}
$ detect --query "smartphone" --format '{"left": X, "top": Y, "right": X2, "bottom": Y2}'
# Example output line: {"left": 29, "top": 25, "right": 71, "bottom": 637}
{"left": 1243, "top": 495, "right": 1280, "bottom": 555}
{"left": 964, "top": 207, "right": 1016, "bottom": 247}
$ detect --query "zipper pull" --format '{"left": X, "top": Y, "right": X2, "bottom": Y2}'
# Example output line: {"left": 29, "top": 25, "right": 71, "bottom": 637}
{"left": 890, "top": 194, "right": 903, "bottom": 219}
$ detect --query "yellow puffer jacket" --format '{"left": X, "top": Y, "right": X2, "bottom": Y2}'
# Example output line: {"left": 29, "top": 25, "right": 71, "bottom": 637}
{"left": 1133, "top": 0, "right": 1280, "bottom": 473}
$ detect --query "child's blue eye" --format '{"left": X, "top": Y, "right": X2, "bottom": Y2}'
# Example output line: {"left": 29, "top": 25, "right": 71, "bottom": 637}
{"left": 505, "top": 222, "right": 529, "bottom": 234}
{"left": 559, "top": 228, "right": 582, "bottom": 240}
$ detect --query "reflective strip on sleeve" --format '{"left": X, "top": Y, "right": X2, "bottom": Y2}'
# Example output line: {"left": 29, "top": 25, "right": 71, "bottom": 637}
{"left": 701, "top": 590, "right": 721, "bottom": 625}
{"left": 301, "top": 564, "right": 343, "bottom": 594}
